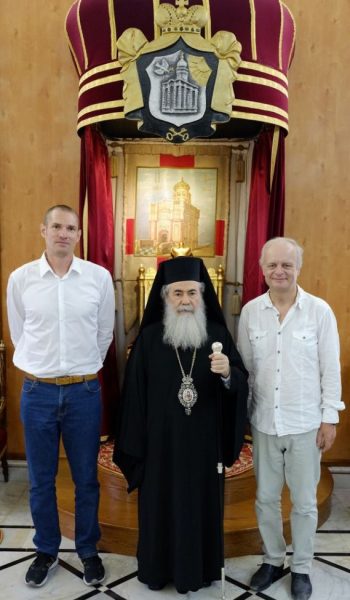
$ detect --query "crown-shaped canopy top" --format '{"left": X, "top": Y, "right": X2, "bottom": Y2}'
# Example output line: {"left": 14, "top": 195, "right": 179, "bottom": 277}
{"left": 66, "top": 0, "right": 295, "bottom": 139}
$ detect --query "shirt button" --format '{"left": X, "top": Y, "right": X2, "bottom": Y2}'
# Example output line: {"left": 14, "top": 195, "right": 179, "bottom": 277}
{"left": 277, "top": 369, "right": 280, "bottom": 372}
{"left": 277, "top": 351, "right": 281, "bottom": 354}
{"left": 275, "top": 387, "right": 279, "bottom": 390}
{"left": 278, "top": 332, "right": 281, "bottom": 335}
{"left": 275, "top": 405, "right": 278, "bottom": 408}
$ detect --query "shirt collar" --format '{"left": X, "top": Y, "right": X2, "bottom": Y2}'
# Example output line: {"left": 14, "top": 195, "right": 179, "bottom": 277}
{"left": 295, "top": 286, "right": 305, "bottom": 308}
{"left": 39, "top": 253, "right": 82, "bottom": 278}
{"left": 261, "top": 285, "right": 305, "bottom": 310}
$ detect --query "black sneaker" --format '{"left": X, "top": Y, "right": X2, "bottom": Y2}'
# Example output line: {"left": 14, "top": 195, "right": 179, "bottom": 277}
{"left": 25, "top": 552, "right": 58, "bottom": 587}
{"left": 82, "top": 555, "right": 105, "bottom": 586}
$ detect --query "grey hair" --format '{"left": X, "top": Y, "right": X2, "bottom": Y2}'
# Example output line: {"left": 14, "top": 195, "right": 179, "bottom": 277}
{"left": 259, "top": 237, "right": 304, "bottom": 269}
{"left": 161, "top": 281, "right": 205, "bottom": 299}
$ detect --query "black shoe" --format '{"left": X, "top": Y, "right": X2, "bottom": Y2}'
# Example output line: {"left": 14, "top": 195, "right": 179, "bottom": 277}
{"left": 25, "top": 552, "right": 58, "bottom": 587}
{"left": 250, "top": 563, "right": 284, "bottom": 592}
{"left": 82, "top": 555, "right": 105, "bottom": 586}
{"left": 291, "top": 573, "right": 312, "bottom": 600}
{"left": 148, "top": 583, "right": 166, "bottom": 591}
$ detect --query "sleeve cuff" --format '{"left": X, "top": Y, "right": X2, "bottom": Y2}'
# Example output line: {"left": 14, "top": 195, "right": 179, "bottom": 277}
{"left": 221, "top": 374, "right": 231, "bottom": 389}
{"left": 322, "top": 408, "right": 340, "bottom": 424}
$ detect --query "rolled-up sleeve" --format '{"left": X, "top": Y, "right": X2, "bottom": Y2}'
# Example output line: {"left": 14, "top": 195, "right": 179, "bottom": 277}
{"left": 318, "top": 308, "right": 344, "bottom": 423}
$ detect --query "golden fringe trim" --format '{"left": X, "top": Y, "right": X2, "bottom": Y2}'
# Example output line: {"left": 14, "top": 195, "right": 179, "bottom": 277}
{"left": 79, "top": 60, "right": 121, "bottom": 86}
{"left": 236, "top": 73, "right": 288, "bottom": 97}
{"left": 249, "top": 0, "right": 257, "bottom": 61}
{"left": 77, "top": 0, "right": 88, "bottom": 71}
{"left": 108, "top": 0, "right": 118, "bottom": 60}
{"left": 270, "top": 125, "right": 280, "bottom": 191}
{"left": 233, "top": 99, "right": 288, "bottom": 120}
{"left": 78, "top": 111, "right": 125, "bottom": 131}
{"left": 231, "top": 111, "right": 288, "bottom": 132}
{"left": 78, "top": 99, "right": 124, "bottom": 120}
{"left": 79, "top": 73, "right": 123, "bottom": 97}
{"left": 240, "top": 61, "right": 288, "bottom": 85}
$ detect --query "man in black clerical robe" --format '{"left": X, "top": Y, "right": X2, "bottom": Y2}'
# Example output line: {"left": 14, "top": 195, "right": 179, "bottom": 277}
{"left": 114, "top": 257, "right": 248, "bottom": 594}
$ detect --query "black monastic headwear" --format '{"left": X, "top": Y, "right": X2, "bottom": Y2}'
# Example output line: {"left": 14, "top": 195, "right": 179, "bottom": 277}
{"left": 139, "top": 257, "right": 226, "bottom": 332}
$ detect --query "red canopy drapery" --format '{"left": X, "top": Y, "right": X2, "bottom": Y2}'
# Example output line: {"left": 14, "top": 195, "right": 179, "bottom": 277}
{"left": 80, "top": 126, "right": 119, "bottom": 436}
{"left": 242, "top": 128, "right": 285, "bottom": 305}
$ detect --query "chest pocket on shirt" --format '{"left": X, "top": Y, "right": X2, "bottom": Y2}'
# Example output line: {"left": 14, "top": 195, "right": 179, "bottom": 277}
{"left": 292, "top": 330, "right": 318, "bottom": 358}
{"left": 249, "top": 329, "right": 268, "bottom": 360}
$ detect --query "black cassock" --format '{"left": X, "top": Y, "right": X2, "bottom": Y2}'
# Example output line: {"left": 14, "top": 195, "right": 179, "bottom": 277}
{"left": 114, "top": 320, "right": 248, "bottom": 592}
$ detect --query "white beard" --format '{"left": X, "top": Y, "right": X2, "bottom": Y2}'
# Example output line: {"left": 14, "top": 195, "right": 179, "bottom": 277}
{"left": 163, "top": 301, "right": 208, "bottom": 350}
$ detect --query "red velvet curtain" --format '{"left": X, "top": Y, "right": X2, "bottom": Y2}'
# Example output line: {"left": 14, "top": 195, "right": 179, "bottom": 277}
{"left": 80, "top": 126, "right": 119, "bottom": 436}
{"left": 242, "top": 128, "right": 285, "bottom": 306}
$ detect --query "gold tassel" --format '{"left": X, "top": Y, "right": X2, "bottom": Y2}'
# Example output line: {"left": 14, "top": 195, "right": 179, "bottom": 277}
{"left": 232, "top": 289, "right": 242, "bottom": 315}
{"left": 109, "top": 152, "right": 119, "bottom": 178}
{"left": 235, "top": 153, "right": 245, "bottom": 182}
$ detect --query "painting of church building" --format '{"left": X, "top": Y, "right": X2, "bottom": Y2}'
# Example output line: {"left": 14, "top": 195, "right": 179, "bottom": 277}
{"left": 134, "top": 167, "right": 217, "bottom": 257}
{"left": 149, "top": 178, "right": 200, "bottom": 254}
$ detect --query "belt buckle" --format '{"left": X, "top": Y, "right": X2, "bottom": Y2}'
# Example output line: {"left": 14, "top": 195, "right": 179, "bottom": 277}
{"left": 56, "top": 376, "right": 71, "bottom": 385}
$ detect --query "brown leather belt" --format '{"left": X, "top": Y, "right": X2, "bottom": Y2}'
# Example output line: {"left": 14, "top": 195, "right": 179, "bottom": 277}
{"left": 24, "top": 373, "right": 98, "bottom": 385}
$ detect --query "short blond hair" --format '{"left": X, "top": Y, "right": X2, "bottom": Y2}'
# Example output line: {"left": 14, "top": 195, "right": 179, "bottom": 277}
{"left": 43, "top": 205, "right": 80, "bottom": 226}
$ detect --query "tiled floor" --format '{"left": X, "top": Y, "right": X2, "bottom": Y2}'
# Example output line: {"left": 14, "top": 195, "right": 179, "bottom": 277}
{"left": 1, "top": 465, "right": 350, "bottom": 599}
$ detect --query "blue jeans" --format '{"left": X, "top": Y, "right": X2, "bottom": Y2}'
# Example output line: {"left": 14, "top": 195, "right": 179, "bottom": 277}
{"left": 20, "top": 378, "right": 102, "bottom": 559}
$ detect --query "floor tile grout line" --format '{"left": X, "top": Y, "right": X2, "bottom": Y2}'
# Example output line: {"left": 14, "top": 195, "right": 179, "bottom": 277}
{"left": 0, "top": 525, "right": 34, "bottom": 529}
{"left": 314, "top": 552, "right": 350, "bottom": 556}
{"left": 105, "top": 570, "right": 138, "bottom": 589}
{"left": 103, "top": 590, "right": 129, "bottom": 600}
{"left": 0, "top": 547, "right": 77, "bottom": 552}
{"left": 0, "top": 551, "right": 36, "bottom": 570}
{"left": 316, "top": 530, "right": 350, "bottom": 534}
{"left": 314, "top": 556, "right": 350, "bottom": 573}
{"left": 225, "top": 573, "right": 251, "bottom": 591}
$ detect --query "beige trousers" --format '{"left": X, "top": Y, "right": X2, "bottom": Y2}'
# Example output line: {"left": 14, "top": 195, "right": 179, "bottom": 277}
{"left": 252, "top": 426, "right": 321, "bottom": 574}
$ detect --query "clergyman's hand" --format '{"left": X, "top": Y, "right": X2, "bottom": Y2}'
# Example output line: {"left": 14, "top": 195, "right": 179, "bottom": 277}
{"left": 316, "top": 423, "right": 336, "bottom": 453}
{"left": 209, "top": 352, "right": 230, "bottom": 378}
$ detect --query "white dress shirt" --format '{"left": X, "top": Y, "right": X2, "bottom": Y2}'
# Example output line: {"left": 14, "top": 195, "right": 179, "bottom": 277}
{"left": 237, "top": 287, "right": 344, "bottom": 436}
{"left": 7, "top": 254, "right": 115, "bottom": 377}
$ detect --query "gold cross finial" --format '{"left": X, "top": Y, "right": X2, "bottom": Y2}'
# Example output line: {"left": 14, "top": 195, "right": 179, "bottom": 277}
{"left": 175, "top": 0, "right": 189, "bottom": 7}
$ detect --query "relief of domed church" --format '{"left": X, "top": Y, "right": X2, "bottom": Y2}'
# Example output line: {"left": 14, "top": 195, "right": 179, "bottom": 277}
{"left": 161, "top": 52, "right": 199, "bottom": 115}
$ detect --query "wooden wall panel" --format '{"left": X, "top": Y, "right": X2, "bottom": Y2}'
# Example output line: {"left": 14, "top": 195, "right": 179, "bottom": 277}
{"left": 0, "top": 1, "right": 349, "bottom": 462}
{"left": 285, "top": 1, "right": 350, "bottom": 462}
{"left": 0, "top": 1, "right": 80, "bottom": 456}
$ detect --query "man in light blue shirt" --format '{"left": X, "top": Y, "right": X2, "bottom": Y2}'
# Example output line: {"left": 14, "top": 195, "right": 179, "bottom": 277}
{"left": 238, "top": 237, "right": 344, "bottom": 600}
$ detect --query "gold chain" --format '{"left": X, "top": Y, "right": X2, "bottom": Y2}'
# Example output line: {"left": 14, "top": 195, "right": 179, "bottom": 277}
{"left": 175, "top": 347, "right": 197, "bottom": 379}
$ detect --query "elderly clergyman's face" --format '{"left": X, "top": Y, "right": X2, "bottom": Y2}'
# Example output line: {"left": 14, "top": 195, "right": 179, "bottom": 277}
{"left": 163, "top": 280, "right": 207, "bottom": 350}
{"left": 166, "top": 281, "right": 202, "bottom": 313}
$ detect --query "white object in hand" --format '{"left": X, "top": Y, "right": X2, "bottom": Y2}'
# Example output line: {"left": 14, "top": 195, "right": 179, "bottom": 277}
{"left": 211, "top": 341, "right": 223, "bottom": 354}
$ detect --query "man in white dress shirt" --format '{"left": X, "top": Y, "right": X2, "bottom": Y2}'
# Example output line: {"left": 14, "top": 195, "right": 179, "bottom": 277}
{"left": 7, "top": 205, "right": 115, "bottom": 588}
{"left": 237, "top": 237, "right": 344, "bottom": 600}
